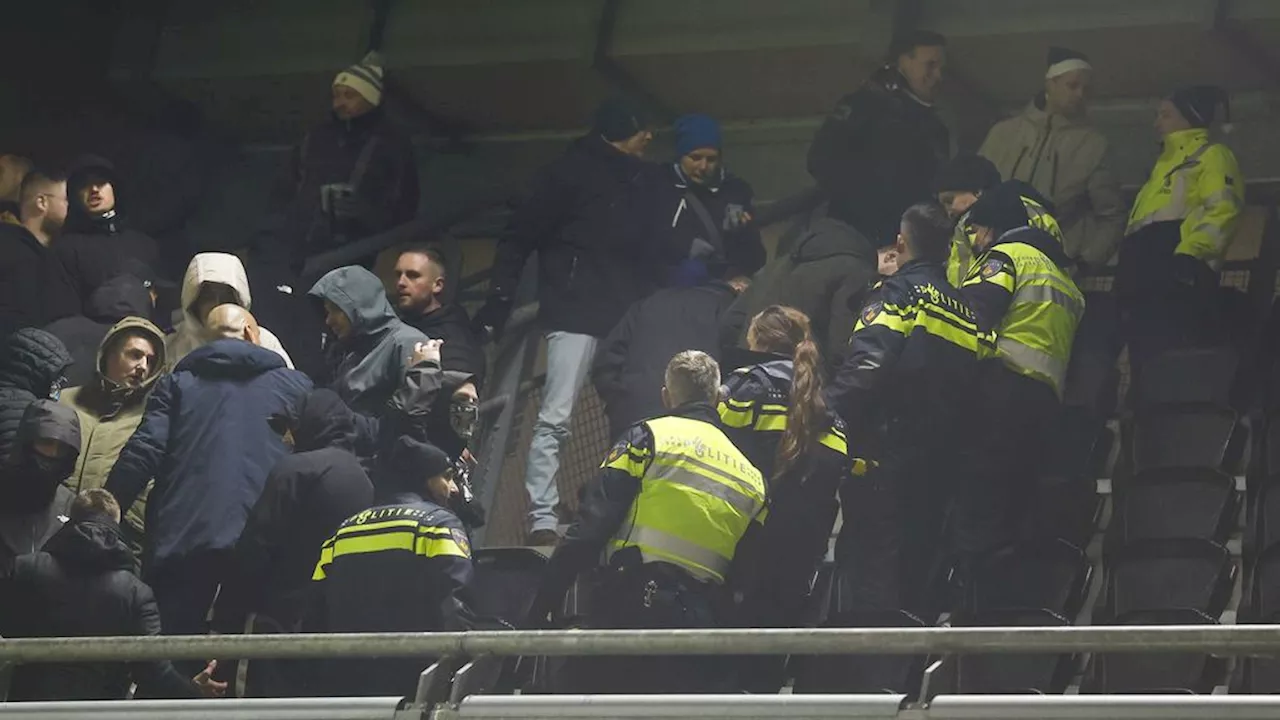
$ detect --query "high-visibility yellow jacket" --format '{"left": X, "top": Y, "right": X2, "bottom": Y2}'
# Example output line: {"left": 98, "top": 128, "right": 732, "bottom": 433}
{"left": 1126, "top": 128, "right": 1244, "bottom": 267}
{"left": 948, "top": 193, "right": 1064, "bottom": 287}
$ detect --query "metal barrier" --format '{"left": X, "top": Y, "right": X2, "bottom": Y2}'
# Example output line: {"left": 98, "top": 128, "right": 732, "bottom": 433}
{"left": 0, "top": 697, "right": 408, "bottom": 720}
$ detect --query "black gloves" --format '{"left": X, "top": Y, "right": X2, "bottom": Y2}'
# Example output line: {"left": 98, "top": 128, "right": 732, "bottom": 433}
{"left": 1171, "top": 253, "right": 1212, "bottom": 288}
{"left": 473, "top": 295, "right": 514, "bottom": 342}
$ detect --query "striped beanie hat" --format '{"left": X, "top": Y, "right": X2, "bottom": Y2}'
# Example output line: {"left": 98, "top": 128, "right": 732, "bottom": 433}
{"left": 333, "top": 51, "right": 385, "bottom": 106}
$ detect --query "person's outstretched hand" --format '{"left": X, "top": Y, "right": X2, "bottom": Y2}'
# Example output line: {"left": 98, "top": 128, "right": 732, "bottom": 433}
{"left": 193, "top": 660, "right": 228, "bottom": 698}
{"left": 473, "top": 296, "right": 513, "bottom": 343}
{"left": 411, "top": 339, "right": 445, "bottom": 367}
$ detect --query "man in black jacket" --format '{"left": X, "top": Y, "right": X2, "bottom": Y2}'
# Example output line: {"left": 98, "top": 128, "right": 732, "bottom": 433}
{"left": 56, "top": 155, "right": 164, "bottom": 310}
{"left": 307, "top": 436, "right": 475, "bottom": 697}
{"left": 594, "top": 274, "right": 749, "bottom": 437}
{"left": 0, "top": 169, "right": 81, "bottom": 335}
{"left": 473, "top": 97, "right": 654, "bottom": 545}
{"left": 0, "top": 328, "right": 73, "bottom": 462}
{"left": 0, "top": 488, "right": 225, "bottom": 700}
{"left": 0, "top": 400, "right": 79, "bottom": 572}
{"left": 44, "top": 273, "right": 154, "bottom": 389}
{"left": 391, "top": 244, "right": 486, "bottom": 387}
{"left": 808, "top": 30, "right": 951, "bottom": 246}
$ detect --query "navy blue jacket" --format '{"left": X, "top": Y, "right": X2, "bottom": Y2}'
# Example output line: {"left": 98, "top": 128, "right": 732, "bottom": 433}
{"left": 105, "top": 339, "right": 312, "bottom": 568}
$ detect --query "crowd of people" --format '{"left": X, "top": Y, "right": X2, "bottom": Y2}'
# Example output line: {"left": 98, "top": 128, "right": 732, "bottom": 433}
{"left": 0, "top": 28, "right": 1247, "bottom": 700}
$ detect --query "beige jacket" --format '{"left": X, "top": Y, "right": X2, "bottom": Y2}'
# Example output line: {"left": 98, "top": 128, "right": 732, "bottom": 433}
{"left": 979, "top": 101, "right": 1126, "bottom": 266}
{"left": 165, "top": 252, "right": 294, "bottom": 369}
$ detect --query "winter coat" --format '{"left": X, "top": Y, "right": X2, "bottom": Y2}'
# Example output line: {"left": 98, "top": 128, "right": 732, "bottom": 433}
{"left": 979, "top": 99, "right": 1127, "bottom": 266}
{"left": 486, "top": 135, "right": 656, "bottom": 337}
{"left": 214, "top": 389, "right": 373, "bottom": 634}
{"left": 808, "top": 71, "right": 951, "bottom": 244}
{"left": 57, "top": 156, "right": 164, "bottom": 312}
{"left": 165, "top": 252, "right": 294, "bottom": 369}
{"left": 0, "top": 328, "right": 73, "bottom": 462}
{"left": 0, "top": 223, "right": 80, "bottom": 335}
{"left": 720, "top": 217, "right": 878, "bottom": 370}
{"left": 105, "top": 339, "right": 312, "bottom": 569}
{"left": 0, "top": 400, "right": 80, "bottom": 571}
{"left": 44, "top": 274, "right": 154, "bottom": 389}
{"left": 641, "top": 163, "right": 765, "bottom": 283}
{"left": 273, "top": 108, "right": 419, "bottom": 266}
{"left": 593, "top": 281, "right": 739, "bottom": 436}
{"left": 308, "top": 266, "right": 428, "bottom": 421}
{"left": 0, "top": 517, "right": 198, "bottom": 700}
{"left": 399, "top": 303, "right": 487, "bottom": 389}
{"left": 60, "top": 315, "right": 168, "bottom": 549}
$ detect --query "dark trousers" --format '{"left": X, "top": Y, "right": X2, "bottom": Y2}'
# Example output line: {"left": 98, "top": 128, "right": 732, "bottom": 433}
{"left": 145, "top": 550, "right": 231, "bottom": 678}
{"left": 1116, "top": 227, "right": 1220, "bottom": 371}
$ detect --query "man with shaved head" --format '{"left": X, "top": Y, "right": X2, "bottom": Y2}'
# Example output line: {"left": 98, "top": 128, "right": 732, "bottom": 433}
{"left": 0, "top": 168, "right": 80, "bottom": 333}
{"left": 205, "top": 304, "right": 262, "bottom": 345}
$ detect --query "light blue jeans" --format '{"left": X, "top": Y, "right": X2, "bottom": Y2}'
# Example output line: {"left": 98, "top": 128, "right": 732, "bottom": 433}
{"left": 526, "top": 331, "right": 599, "bottom": 533}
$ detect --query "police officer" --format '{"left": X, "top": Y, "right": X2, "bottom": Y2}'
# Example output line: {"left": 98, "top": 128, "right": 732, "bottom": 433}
{"left": 1119, "top": 85, "right": 1243, "bottom": 367}
{"left": 527, "top": 350, "right": 766, "bottom": 694}
{"left": 717, "top": 305, "right": 853, "bottom": 692}
{"left": 933, "top": 154, "right": 1065, "bottom": 287}
{"left": 308, "top": 437, "right": 475, "bottom": 697}
{"left": 959, "top": 182, "right": 1084, "bottom": 555}
{"left": 825, "top": 202, "right": 992, "bottom": 619}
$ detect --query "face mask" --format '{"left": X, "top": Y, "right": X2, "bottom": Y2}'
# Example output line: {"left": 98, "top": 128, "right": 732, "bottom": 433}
{"left": 2, "top": 452, "right": 70, "bottom": 513}
{"left": 449, "top": 400, "right": 478, "bottom": 441}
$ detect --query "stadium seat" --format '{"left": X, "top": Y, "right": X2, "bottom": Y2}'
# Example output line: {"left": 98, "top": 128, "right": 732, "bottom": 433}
{"left": 1129, "top": 406, "right": 1241, "bottom": 476}
{"left": 1086, "top": 608, "right": 1221, "bottom": 694}
{"left": 1244, "top": 546, "right": 1280, "bottom": 693}
{"left": 1046, "top": 406, "right": 1112, "bottom": 481}
{"left": 470, "top": 548, "right": 548, "bottom": 625}
{"left": 954, "top": 608, "right": 1074, "bottom": 694}
{"left": 966, "top": 538, "right": 1092, "bottom": 621}
{"left": 1132, "top": 348, "right": 1239, "bottom": 409}
{"left": 790, "top": 609, "right": 928, "bottom": 695}
{"left": 1020, "top": 474, "right": 1101, "bottom": 551}
{"left": 1109, "top": 468, "right": 1237, "bottom": 548}
{"left": 1103, "top": 539, "right": 1235, "bottom": 622}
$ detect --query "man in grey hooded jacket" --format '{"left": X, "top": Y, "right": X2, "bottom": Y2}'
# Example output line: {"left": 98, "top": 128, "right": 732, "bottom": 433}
{"left": 0, "top": 400, "right": 80, "bottom": 572}
{"left": 308, "top": 266, "right": 428, "bottom": 459}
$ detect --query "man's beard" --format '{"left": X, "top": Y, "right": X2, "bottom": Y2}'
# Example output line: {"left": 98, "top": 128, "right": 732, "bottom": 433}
{"left": 41, "top": 216, "right": 64, "bottom": 236}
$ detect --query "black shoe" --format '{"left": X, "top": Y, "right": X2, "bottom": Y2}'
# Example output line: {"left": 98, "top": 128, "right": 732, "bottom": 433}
{"left": 527, "top": 529, "right": 561, "bottom": 547}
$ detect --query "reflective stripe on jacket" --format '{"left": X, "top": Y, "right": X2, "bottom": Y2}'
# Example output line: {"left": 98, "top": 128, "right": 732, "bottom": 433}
{"left": 948, "top": 194, "right": 1065, "bottom": 287}
{"left": 605, "top": 415, "right": 766, "bottom": 584}
{"left": 963, "top": 241, "right": 1083, "bottom": 397}
{"left": 1126, "top": 129, "right": 1244, "bottom": 268}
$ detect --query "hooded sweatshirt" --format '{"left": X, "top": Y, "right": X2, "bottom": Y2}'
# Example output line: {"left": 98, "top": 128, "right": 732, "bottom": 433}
{"left": 2, "top": 516, "right": 198, "bottom": 699}
{"left": 308, "top": 266, "right": 428, "bottom": 419}
{"left": 44, "top": 274, "right": 154, "bottom": 389}
{"left": 57, "top": 155, "right": 163, "bottom": 310}
{"left": 0, "top": 400, "right": 79, "bottom": 568}
{"left": 0, "top": 328, "right": 73, "bottom": 462}
{"left": 61, "top": 316, "right": 167, "bottom": 547}
{"left": 165, "top": 252, "right": 294, "bottom": 369}
{"left": 214, "top": 388, "right": 373, "bottom": 633}
{"left": 399, "top": 303, "right": 487, "bottom": 389}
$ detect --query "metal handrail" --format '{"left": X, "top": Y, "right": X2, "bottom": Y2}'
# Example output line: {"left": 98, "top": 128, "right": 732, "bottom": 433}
{"left": 5, "top": 625, "right": 1280, "bottom": 663}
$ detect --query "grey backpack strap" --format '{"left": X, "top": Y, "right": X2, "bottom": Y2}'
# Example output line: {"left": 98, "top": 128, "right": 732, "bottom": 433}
{"left": 682, "top": 191, "right": 725, "bottom": 256}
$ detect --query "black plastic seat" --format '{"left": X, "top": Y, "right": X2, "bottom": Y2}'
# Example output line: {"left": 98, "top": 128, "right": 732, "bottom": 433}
{"left": 955, "top": 608, "right": 1073, "bottom": 694}
{"left": 470, "top": 547, "right": 548, "bottom": 625}
{"left": 790, "top": 609, "right": 927, "bottom": 695}
{"left": 1129, "top": 406, "right": 1240, "bottom": 475}
{"left": 967, "top": 538, "right": 1091, "bottom": 621}
{"left": 1047, "top": 406, "right": 1111, "bottom": 481}
{"left": 1020, "top": 475, "right": 1101, "bottom": 551}
{"left": 1087, "top": 609, "right": 1220, "bottom": 694}
{"left": 1104, "top": 539, "right": 1234, "bottom": 621}
{"left": 1110, "top": 468, "right": 1236, "bottom": 547}
{"left": 1133, "top": 348, "right": 1239, "bottom": 409}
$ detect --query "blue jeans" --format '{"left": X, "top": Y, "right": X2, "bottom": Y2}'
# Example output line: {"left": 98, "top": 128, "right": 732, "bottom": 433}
{"left": 526, "top": 331, "right": 599, "bottom": 533}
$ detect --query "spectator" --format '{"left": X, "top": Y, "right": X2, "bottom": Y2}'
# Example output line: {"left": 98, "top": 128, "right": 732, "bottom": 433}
{"left": 1119, "top": 85, "right": 1244, "bottom": 367}
{"left": 0, "top": 400, "right": 79, "bottom": 571}
{"left": 56, "top": 155, "right": 164, "bottom": 310}
{"left": 308, "top": 265, "right": 428, "bottom": 455}
{"left": 808, "top": 30, "right": 950, "bottom": 246}
{"left": 391, "top": 245, "right": 487, "bottom": 387}
{"left": 307, "top": 436, "right": 475, "bottom": 697}
{"left": 45, "top": 274, "right": 154, "bottom": 389}
{"left": 214, "top": 389, "right": 373, "bottom": 696}
{"left": 60, "top": 315, "right": 166, "bottom": 554}
{"left": 0, "top": 154, "right": 32, "bottom": 225}
{"left": 647, "top": 114, "right": 764, "bottom": 285}
{"left": 0, "top": 489, "right": 226, "bottom": 700}
{"left": 0, "top": 169, "right": 81, "bottom": 334}
{"left": 0, "top": 328, "right": 73, "bottom": 461}
{"left": 205, "top": 303, "right": 261, "bottom": 343}
{"left": 105, "top": 337, "right": 311, "bottom": 642}
{"left": 166, "top": 252, "right": 295, "bottom": 369}
{"left": 594, "top": 274, "right": 749, "bottom": 437}
{"left": 979, "top": 47, "right": 1126, "bottom": 269}
{"left": 933, "top": 155, "right": 1065, "bottom": 286}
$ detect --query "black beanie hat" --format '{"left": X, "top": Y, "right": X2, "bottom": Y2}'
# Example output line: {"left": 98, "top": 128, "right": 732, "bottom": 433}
{"left": 1169, "top": 85, "right": 1230, "bottom": 129}
{"left": 385, "top": 436, "right": 453, "bottom": 493}
{"left": 965, "top": 181, "right": 1032, "bottom": 237}
{"left": 933, "top": 154, "right": 1002, "bottom": 194}
{"left": 592, "top": 96, "right": 650, "bottom": 142}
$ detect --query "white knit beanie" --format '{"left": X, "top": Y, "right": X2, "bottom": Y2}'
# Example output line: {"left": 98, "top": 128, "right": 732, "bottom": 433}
{"left": 333, "top": 51, "right": 385, "bottom": 106}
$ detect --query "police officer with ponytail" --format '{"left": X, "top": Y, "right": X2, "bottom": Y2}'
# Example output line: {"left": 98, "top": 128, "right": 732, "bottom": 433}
{"left": 527, "top": 350, "right": 766, "bottom": 693}
{"left": 716, "top": 305, "right": 854, "bottom": 692}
